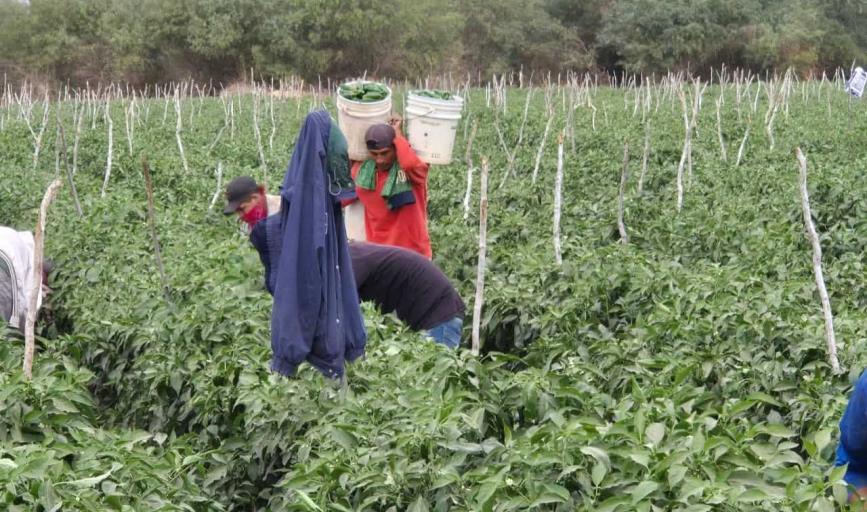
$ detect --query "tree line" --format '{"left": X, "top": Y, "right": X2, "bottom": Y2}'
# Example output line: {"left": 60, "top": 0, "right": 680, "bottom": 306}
{"left": 1, "top": 0, "right": 865, "bottom": 88}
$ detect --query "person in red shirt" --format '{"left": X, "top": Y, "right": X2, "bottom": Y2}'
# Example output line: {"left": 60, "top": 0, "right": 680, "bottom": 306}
{"left": 346, "top": 118, "right": 432, "bottom": 258}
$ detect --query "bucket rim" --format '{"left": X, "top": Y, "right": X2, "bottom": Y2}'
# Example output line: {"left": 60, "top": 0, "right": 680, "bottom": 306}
{"left": 407, "top": 91, "right": 464, "bottom": 106}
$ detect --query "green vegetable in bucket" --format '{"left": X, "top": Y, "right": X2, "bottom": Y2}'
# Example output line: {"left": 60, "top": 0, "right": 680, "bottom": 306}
{"left": 339, "top": 82, "right": 389, "bottom": 102}
{"left": 413, "top": 90, "right": 454, "bottom": 101}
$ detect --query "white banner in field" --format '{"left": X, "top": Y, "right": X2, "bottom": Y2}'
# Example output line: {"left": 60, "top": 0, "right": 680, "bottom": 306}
{"left": 846, "top": 67, "right": 867, "bottom": 98}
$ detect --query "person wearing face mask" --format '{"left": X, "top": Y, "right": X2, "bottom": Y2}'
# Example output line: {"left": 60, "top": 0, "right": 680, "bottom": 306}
{"left": 343, "top": 117, "right": 432, "bottom": 259}
{"left": 223, "top": 176, "right": 281, "bottom": 230}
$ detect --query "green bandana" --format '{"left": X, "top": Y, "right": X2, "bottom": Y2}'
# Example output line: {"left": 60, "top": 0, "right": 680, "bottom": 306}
{"left": 327, "top": 123, "right": 353, "bottom": 194}
{"left": 356, "top": 159, "right": 416, "bottom": 210}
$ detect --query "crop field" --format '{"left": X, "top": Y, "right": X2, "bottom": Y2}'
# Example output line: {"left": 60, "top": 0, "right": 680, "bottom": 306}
{"left": 1, "top": 75, "right": 867, "bottom": 511}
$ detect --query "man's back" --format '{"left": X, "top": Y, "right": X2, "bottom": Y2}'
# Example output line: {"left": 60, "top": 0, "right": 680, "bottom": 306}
{"left": 348, "top": 242, "right": 464, "bottom": 331}
{"left": 0, "top": 227, "right": 38, "bottom": 329}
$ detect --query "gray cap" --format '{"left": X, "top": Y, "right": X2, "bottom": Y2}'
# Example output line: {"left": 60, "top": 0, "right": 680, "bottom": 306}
{"left": 223, "top": 176, "right": 259, "bottom": 214}
{"left": 365, "top": 124, "right": 395, "bottom": 150}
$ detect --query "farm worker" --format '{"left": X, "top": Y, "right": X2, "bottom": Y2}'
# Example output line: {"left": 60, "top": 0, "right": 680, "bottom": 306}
{"left": 248, "top": 110, "right": 366, "bottom": 379}
{"left": 0, "top": 227, "right": 51, "bottom": 331}
{"left": 344, "top": 117, "right": 433, "bottom": 259}
{"left": 835, "top": 370, "right": 867, "bottom": 500}
{"left": 348, "top": 241, "right": 464, "bottom": 348}
{"left": 222, "top": 176, "right": 281, "bottom": 230}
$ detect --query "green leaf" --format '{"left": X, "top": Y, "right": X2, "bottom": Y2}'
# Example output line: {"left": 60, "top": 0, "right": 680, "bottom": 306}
{"left": 646, "top": 423, "right": 665, "bottom": 447}
{"left": 407, "top": 496, "right": 429, "bottom": 512}
{"left": 631, "top": 481, "right": 659, "bottom": 504}
{"left": 59, "top": 469, "right": 114, "bottom": 488}
{"left": 328, "top": 426, "right": 358, "bottom": 450}
{"left": 735, "top": 488, "right": 768, "bottom": 502}
{"left": 592, "top": 462, "right": 608, "bottom": 486}
{"left": 668, "top": 465, "right": 687, "bottom": 488}
{"left": 295, "top": 490, "right": 323, "bottom": 511}
{"left": 814, "top": 429, "right": 831, "bottom": 453}
{"left": 760, "top": 423, "right": 796, "bottom": 438}
{"left": 580, "top": 446, "right": 611, "bottom": 470}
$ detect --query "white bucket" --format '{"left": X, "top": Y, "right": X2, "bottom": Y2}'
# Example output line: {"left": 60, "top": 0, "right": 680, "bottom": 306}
{"left": 344, "top": 201, "right": 366, "bottom": 241}
{"left": 847, "top": 67, "right": 867, "bottom": 98}
{"left": 405, "top": 92, "right": 464, "bottom": 165}
{"left": 336, "top": 81, "right": 393, "bottom": 161}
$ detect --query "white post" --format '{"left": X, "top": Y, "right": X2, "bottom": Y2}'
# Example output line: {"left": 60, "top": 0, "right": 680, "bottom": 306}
{"left": 101, "top": 102, "right": 114, "bottom": 197}
{"left": 23, "top": 178, "right": 62, "bottom": 380}
{"left": 795, "top": 148, "right": 841, "bottom": 373}
{"left": 553, "top": 132, "right": 564, "bottom": 265}
{"left": 174, "top": 88, "right": 189, "bottom": 173}
{"left": 471, "top": 158, "right": 490, "bottom": 356}
{"left": 462, "top": 122, "right": 478, "bottom": 220}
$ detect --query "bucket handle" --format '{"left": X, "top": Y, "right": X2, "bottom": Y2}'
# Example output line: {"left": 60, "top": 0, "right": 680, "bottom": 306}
{"left": 337, "top": 103, "right": 394, "bottom": 119}
{"left": 408, "top": 106, "right": 437, "bottom": 119}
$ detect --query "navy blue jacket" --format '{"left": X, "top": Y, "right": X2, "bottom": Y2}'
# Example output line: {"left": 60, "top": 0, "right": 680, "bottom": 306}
{"left": 837, "top": 370, "right": 867, "bottom": 489}
{"left": 250, "top": 111, "right": 366, "bottom": 378}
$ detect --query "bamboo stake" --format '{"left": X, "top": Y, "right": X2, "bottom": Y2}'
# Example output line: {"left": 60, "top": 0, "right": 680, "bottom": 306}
{"left": 553, "top": 132, "right": 564, "bottom": 265}
{"left": 471, "top": 158, "right": 489, "bottom": 356}
{"left": 617, "top": 142, "right": 629, "bottom": 245}
{"left": 462, "top": 121, "right": 478, "bottom": 220}
{"left": 23, "top": 178, "right": 62, "bottom": 380}
{"left": 141, "top": 156, "right": 171, "bottom": 303}
{"left": 795, "top": 148, "right": 840, "bottom": 373}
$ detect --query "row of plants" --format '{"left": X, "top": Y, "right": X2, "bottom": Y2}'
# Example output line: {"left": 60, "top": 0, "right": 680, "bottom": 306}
{"left": 1, "top": 83, "right": 866, "bottom": 509}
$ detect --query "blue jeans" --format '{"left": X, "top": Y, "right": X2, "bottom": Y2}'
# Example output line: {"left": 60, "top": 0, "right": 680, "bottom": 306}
{"left": 426, "top": 316, "right": 463, "bottom": 349}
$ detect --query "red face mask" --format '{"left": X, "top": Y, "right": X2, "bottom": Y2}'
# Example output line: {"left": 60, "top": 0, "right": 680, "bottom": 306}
{"left": 240, "top": 201, "right": 268, "bottom": 229}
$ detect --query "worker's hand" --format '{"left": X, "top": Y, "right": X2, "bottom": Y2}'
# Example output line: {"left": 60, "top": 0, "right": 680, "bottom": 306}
{"left": 389, "top": 116, "right": 402, "bottom": 136}
{"left": 41, "top": 284, "right": 52, "bottom": 297}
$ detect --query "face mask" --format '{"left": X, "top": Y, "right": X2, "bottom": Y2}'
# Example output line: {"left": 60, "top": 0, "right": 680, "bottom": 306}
{"left": 240, "top": 201, "right": 268, "bottom": 229}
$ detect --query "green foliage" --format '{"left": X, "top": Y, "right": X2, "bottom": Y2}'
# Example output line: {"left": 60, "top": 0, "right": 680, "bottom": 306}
{"left": 2, "top": 82, "right": 867, "bottom": 510}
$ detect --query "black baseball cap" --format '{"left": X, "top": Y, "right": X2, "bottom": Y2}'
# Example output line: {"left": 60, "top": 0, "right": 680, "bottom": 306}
{"left": 223, "top": 176, "right": 259, "bottom": 215}
{"left": 365, "top": 124, "right": 395, "bottom": 150}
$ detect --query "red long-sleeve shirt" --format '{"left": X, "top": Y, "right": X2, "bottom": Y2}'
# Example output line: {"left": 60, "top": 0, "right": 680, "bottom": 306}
{"left": 348, "top": 135, "right": 432, "bottom": 258}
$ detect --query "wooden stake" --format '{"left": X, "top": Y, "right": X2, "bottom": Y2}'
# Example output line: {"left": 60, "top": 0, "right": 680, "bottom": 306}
{"left": 638, "top": 121, "right": 651, "bottom": 194}
{"left": 795, "top": 148, "right": 840, "bottom": 373}
{"left": 715, "top": 94, "right": 727, "bottom": 162}
{"left": 617, "top": 142, "right": 629, "bottom": 245}
{"left": 56, "top": 108, "right": 83, "bottom": 218}
{"left": 23, "top": 178, "right": 62, "bottom": 380}
{"left": 471, "top": 158, "right": 489, "bottom": 356}
{"left": 141, "top": 156, "right": 172, "bottom": 303}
